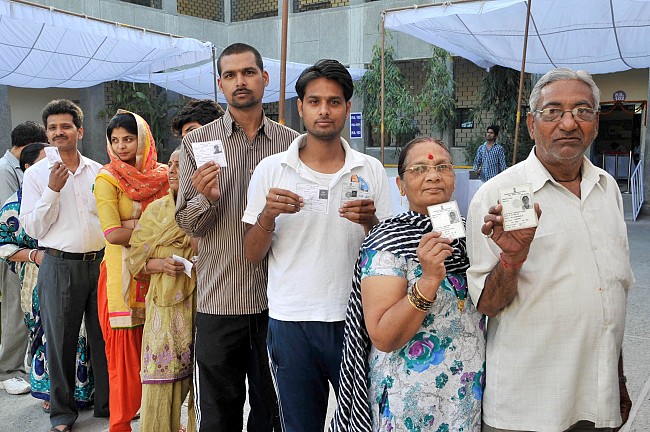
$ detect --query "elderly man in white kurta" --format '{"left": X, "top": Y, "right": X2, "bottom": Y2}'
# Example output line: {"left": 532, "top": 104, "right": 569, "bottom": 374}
{"left": 466, "top": 68, "right": 634, "bottom": 432}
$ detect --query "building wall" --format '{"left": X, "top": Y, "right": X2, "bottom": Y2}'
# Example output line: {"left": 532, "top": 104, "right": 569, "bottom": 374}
{"left": 594, "top": 69, "right": 649, "bottom": 102}
{"left": 177, "top": 0, "right": 224, "bottom": 22}
{"left": 7, "top": 87, "right": 81, "bottom": 128}
{"left": 453, "top": 58, "right": 492, "bottom": 149}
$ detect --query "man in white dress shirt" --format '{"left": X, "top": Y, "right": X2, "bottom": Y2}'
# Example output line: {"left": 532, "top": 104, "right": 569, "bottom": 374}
{"left": 20, "top": 100, "right": 109, "bottom": 432}
{"left": 467, "top": 69, "right": 634, "bottom": 432}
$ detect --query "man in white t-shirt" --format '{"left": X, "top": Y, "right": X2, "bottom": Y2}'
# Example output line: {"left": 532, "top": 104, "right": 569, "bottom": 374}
{"left": 242, "top": 59, "right": 392, "bottom": 432}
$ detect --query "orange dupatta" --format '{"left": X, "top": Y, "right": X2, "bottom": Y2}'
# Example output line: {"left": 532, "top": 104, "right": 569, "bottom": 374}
{"left": 97, "top": 110, "right": 169, "bottom": 323}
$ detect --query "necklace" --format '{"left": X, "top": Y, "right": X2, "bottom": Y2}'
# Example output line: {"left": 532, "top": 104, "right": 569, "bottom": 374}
{"left": 554, "top": 172, "right": 581, "bottom": 182}
{"left": 448, "top": 277, "right": 467, "bottom": 315}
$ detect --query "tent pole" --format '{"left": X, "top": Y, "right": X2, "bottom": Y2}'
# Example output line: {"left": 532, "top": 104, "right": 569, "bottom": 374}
{"left": 212, "top": 46, "right": 218, "bottom": 102}
{"left": 279, "top": 0, "right": 289, "bottom": 125}
{"left": 513, "top": 0, "right": 533, "bottom": 165}
{"left": 380, "top": 12, "right": 386, "bottom": 165}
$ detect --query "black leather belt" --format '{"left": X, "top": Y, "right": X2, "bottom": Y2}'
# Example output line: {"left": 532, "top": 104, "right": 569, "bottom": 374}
{"left": 45, "top": 248, "right": 104, "bottom": 261}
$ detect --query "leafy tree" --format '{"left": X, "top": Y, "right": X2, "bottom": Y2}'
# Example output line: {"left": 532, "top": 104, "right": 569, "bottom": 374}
{"left": 356, "top": 43, "right": 420, "bottom": 149}
{"left": 473, "top": 65, "right": 534, "bottom": 164}
{"left": 418, "top": 47, "right": 456, "bottom": 137}
{"left": 101, "top": 81, "right": 183, "bottom": 156}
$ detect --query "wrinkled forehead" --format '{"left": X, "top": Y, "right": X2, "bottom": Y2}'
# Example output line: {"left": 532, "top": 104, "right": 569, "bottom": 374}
{"left": 538, "top": 79, "right": 595, "bottom": 108}
{"left": 406, "top": 141, "right": 451, "bottom": 165}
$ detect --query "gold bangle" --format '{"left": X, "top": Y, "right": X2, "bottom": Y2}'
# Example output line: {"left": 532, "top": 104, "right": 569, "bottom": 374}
{"left": 414, "top": 281, "right": 436, "bottom": 303}
{"left": 407, "top": 284, "right": 433, "bottom": 312}
{"left": 407, "top": 291, "right": 429, "bottom": 312}
{"left": 256, "top": 213, "right": 274, "bottom": 233}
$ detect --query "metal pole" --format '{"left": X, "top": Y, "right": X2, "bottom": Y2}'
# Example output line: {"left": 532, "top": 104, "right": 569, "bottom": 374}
{"left": 380, "top": 12, "right": 386, "bottom": 165}
{"left": 512, "top": 0, "right": 533, "bottom": 165}
{"left": 212, "top": 46, "right": 218, "bottom": 102}
{"left": 279, "top": 0, "right": 289, "bottom": 125}
{"left": 625, "top": 149, "right": 633, "bottom": 193}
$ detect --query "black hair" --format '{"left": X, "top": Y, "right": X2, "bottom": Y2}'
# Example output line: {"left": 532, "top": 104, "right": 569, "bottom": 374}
{"left": 11, "top": 121, "right": 47, "bottom": 148}
{"left": 397, "top": 137, "right": 452, "bottom": 178}
{"left": 19, "top": 142, "right": 49, "bottom": 172}
{"left": 171, "top": 99, "right": 225, "bottom": 136}
{"left": 217, "top": 43, "right": 264, "bottom": 76}
{"left": 487, "top": 125, "right": 500, "bottom": 136}
{"left": 295, "top": 59, "right": 354, "bottom": 102}
{"left": 106, "top": 112, "right": 138, "bottom": 142}
{"left": 41, "top": 99, "right": 83, "bottom": 129}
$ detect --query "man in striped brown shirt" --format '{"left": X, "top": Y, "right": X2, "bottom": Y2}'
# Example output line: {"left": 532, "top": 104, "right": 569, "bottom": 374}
{"left": 175, "top": 43, "right": 299, "bottom": 432}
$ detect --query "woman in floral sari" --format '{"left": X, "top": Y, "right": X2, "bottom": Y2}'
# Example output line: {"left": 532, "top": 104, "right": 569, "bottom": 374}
{"left": 332, "top": 137, "right": 486, "bottom": 432}
{"left": 128, "top": 148, "right": 197, "bottom": 432}
{"left": 95, "top": 110, "right": 168, "bottom": 431}
{"left": 0, "top": 142, "right": 94, "bottom": 412}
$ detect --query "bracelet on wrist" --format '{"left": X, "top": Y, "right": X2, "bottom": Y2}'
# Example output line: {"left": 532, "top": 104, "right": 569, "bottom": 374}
{"left": 407, "top": 282, "right": 435, "bottom": 313}
{"left": 499, "top": 252, "right": 526, "bottom": 270}
{"left": 256, "top": 213, "right": 274, "bottom": 233}
{"left": 28, "top": 249, "right": 37, "bottom": 263}
{"left": 414, "top": 281, "right": 436, "bottom": 303}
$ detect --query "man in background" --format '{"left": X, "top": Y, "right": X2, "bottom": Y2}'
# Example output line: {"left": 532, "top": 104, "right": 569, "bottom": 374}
{"left": 171, "top": 99, "right": 225, "bottom": 138}
{"left": 473, "top": 124, "right": 507, "bottom": 182}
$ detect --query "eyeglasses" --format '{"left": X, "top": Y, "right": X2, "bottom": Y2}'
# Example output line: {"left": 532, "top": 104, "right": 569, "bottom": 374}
{"left": 403, "top": 164, "right": 454, "bottom": 176}
{"left": 532, "top": 107, "right": 599, "bottom": 122}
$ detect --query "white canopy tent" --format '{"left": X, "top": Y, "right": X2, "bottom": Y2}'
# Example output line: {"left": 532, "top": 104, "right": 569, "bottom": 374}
{"left": 384, "top": 0, "right": 650, "bottom": 74}
{"left": 0, "top": 0, "right": 365, "bottom": 103}
{"left": 0, "top": 0, "right": 213, "bottom": 88}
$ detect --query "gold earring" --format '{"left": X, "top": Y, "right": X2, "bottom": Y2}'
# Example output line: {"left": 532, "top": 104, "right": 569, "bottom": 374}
{"left": 399, "top": 190, "right": 404, "bottom": 206}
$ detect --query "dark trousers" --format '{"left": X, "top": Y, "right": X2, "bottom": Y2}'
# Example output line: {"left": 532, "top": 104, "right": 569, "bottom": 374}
{"left": 38, "top": 252, "right": 109, "bottom": 427}
{"left": 267, "top": 319, "right": 345, "bottom": 432}
{"left": 194, "top": 311, "right": 279, "bottom": 431}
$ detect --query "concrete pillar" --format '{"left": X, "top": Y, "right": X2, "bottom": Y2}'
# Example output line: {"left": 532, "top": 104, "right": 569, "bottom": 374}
{"left": 224, "top": 0, "right": 232, "bottom": 23}
{"left": 79, "top": 84, "right": 109, "bottom": 164}
{"left": 0, "top": 86, "right": 12, "bottom": 151}
{"left": 161, "top": 0, "right": 176, "bottom": 14}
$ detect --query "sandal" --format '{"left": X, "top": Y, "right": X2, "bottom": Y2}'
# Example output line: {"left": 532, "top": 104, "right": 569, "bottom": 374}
{"left": 42, "top": 401, "right": 51, "bottom": 413}
{"left": 50, "top": 426, "right": 72, "bottom": 432}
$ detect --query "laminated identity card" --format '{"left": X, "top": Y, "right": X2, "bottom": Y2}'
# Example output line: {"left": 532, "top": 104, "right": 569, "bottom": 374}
{"left": 192, "top": 140, "right": 228, "bottom": 169}
{"left": 297, "top": 183, "right": 329, "bottom": 213}
{"left": 44, "top": 146, "right": 63, "bottom": 168}
{"left": 427, "top": 200, "right": 465, "bottom": 239}
{"left": 339, "top": 180, "right": 370, "bottom": 206}
{"left": 499, "top": 184, "right": 538, "bottom": 231}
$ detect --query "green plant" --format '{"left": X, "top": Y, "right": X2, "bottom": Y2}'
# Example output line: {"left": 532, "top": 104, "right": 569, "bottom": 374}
{"left": 356, "top": 43, "right": 420, "bottom": 149}
{"left": 101, "top": 81, "right": 183, "bottom": 155}
{"left": 418, "top": 47, "right": 456, "bottom": 136}
{"left": 475, "top": 66, "right": 534, "bottom": 164}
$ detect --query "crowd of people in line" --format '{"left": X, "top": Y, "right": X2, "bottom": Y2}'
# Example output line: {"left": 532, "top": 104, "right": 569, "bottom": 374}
{"left": 0, "top": 41, "right": 634, "bottom": 432}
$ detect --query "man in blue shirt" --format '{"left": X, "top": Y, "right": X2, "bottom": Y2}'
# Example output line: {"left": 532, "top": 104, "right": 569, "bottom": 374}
{"left": 473, "top": 125, "right": 507, "bottom": 181}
